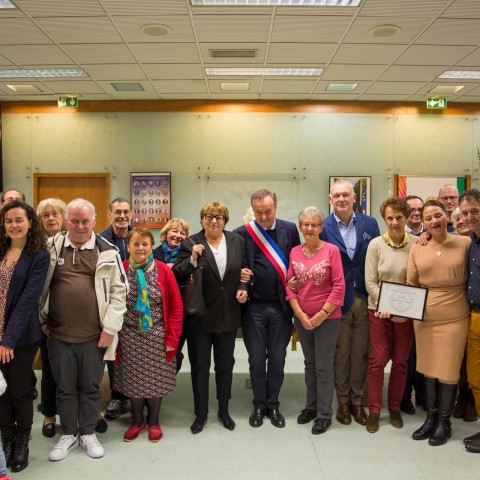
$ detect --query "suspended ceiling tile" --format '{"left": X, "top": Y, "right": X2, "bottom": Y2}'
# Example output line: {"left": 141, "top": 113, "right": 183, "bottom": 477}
{"left": 456, "top": 48, "right": 480, "bottom": 67}
{"left": 313, "top": 80, "right": 370, "bottom": 93}
{"left": 0, "top": 18, "right": 52, "bottom": 45}
{"left": 268, "top": 43, "right": 337, "bottom": 63}
{"left": 441, "top": 0, "right": 480, "bottom": 19}
{"left": 194, "top": 15, "right": 272, "bottom": 43}
{"left": 40, "top": 80, "right": 106, "bottom": 94}
{"left": 61, "top": 44, "right": 136, "bottom": 64}
{"left": 82, "top": 64, "right": 147, "bottom": 81}
{"left": 0, "top": 44, "right": 74, "bottom": 66}
{"left": 198, "top": 43, "right": 267, "bottom": 64}
{"left": 34, "top": 17, "right": 122, "bottom": 44}
{"left": 143, "top": 64, "right": 205, "bottom": 80}
{"left": 260, "top": 93, "right": 311, "bottom": 100}
{"left": 262, "top": 79, "right": 318, "bottom": 94}
{"left": 271, "top": 15, "right": 352, "bottom": 43}
{"left": 208, "top": 78, "right": 262, "bottom": 93}
{"left": 322, "top": 64, "right": 388, "bottom": 80}
{"left": 332, "top": 43, "right": 406, "bottom": 65}
{"left": 14, "top": 0, "right": 105, "bottom": 17}
{"left": 343, "top": 16, "right": 432, "bottom": 44}
{"left": 365, "top": 81, "right": 426, "bottom": 94}
{"left": 395, "top": 45, "right": 476, "bottom": 66}
{"left": 359, "top": 93, "right": 412, "bottom": 101}
{"left": 0, "top": 54, "right": 14, "bottom": 66}
{"left": 413, "top": 83, "right": 479, "bottom": 96}
{"left": 160, "top": 93, "right": 211, "bottom": 99}
{"left": 105, "top": 0, "right": 189, "bottom": 16}
{"left": 152, "top": 79, "right": 208, "bottom": 94}
{"left": 416, "top": 19, "right": 480, "bottom": 45}
{"left": 310, "top": 93, "right": 361, "bottom": 100}
{"left": 379, "top": 65, "right": 448, "bottom": 82}
{"left": 359, "top": 0, "right": 451, "bottom": 17}
{"left": 97, "top": 80, "right": 156, "bottom": 95}
{"left": 130, "top": 43, "right": 200, "bottom": 63}
{"left": 209, "top": 93, "right": 259, "bottom": 99}
{"left": 113, "top": 15, "right": 195, "bottom": 42}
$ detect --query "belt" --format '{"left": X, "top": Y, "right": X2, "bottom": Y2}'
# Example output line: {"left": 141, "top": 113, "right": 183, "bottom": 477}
{"left": 471, "top": 305, "right": 480, "bottom": 313}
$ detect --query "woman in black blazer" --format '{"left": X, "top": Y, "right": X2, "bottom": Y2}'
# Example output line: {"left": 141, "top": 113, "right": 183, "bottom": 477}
{"left": 0, "top": 200, "right": 49, "bottom": 472}
{"left": 174, "top": 202, "right": 248, "bottom": 434}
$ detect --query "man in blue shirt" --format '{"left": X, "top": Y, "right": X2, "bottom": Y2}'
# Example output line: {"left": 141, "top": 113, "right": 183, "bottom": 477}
{"left": 320, "top": 180, "right": 380, "bottom": 426}
{"left": 459, "top": 188, "right": 480, "bottom": 453}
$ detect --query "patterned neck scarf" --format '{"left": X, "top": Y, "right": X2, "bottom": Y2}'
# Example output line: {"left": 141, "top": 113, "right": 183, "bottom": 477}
{"left": 382, "top": 231, "right": 410, "bottom": 249}
{"left": 129, "top": 253, "right": 154, "bottom": 333}
{"left": 161, "top": 240, "right": 180, "bottom": 263}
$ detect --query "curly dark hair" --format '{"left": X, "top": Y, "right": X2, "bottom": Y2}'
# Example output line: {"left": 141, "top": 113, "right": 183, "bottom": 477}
{"left": 0, "top": 200, "right": 47, "bottom": 255}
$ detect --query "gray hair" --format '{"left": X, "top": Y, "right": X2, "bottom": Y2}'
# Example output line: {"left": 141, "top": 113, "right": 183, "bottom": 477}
{"left": 36, "top": 198, "right": 67, "bottom": 218}
{"left": 298, "top": 206, "right": 325, "bottom": 225}
{"left": 66, "top": 198, "right": 96, "bottom": 220}
{"left": 250, "top": 189, "right": 277, "bottom": 207}
{"left": 330, "top": 179, "right": 354, "bottom": 195}
{"left": 451, "top": 207, "right": 462, "bottom": 227}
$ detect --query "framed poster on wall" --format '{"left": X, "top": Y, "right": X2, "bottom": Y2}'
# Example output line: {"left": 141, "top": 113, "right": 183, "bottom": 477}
{"left": 130, "top": 172, "right": 171, "bottom": 229}
{"left": 329, "top": 176, "right": 371, "bottom": 215}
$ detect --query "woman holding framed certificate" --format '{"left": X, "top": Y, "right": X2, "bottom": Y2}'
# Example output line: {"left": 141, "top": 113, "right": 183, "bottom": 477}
{"left": 407, "top": 199, "right": 471, "bottom": 446}
{"left": 364, "top": 197, "right": 415, "bottom": 433}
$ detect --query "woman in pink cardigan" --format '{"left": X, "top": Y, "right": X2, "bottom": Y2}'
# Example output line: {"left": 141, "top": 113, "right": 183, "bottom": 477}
{"left": 114, "top": 228, "right": 183, "bottom": 443}
{"left": 286, "top": 206, "right": 345, "bottom": 435}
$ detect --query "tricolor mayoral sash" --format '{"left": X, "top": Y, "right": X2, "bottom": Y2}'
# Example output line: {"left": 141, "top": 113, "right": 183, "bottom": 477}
{"left": 245, "top": 220, "right": 288, "bottom": 286}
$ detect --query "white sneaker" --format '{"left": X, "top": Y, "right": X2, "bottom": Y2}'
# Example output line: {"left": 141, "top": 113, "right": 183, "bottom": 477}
{"left": 80, "top": 433, "right": 104, "bottom": 458}
{"left": 49, "top": 434, "right": 79, "bottom": 461}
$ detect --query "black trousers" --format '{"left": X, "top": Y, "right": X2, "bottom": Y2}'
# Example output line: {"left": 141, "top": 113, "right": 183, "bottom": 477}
{"left": 0, "top": 343, "right": 38, "bottom": 435}
{"left": 39, "top": 337, "right": 57, "bottom": 417}
{"left": 186, "top": 329, "right": 236, "bottom": 417}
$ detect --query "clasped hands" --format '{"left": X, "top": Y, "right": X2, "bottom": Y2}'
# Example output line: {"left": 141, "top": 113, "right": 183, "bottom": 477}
{"left": 375, "top": 310, "right": 407, "bottom": 323}
{"left": 296, "top": 310, "right": 327, "bottom": 330}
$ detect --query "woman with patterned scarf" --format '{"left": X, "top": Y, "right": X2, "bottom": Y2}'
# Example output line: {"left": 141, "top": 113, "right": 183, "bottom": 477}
{"left": 113, "top": 228, "right": 183, "bottom": 442}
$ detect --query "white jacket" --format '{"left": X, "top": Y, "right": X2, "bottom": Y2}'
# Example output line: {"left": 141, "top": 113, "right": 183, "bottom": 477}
{"left": 40, "top": 232, "right": 128, "bottom": 361}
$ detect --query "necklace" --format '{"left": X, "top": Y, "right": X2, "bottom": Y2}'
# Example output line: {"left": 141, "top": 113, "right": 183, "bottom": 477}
{"left": 432, "top": 237, "right": 448, "bottom": 257}
{"left": 302, "top": 243, "right": 322, "bottom": 259}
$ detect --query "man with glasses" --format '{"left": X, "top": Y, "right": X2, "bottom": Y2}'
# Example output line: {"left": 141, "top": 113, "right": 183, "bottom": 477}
{"left": 438, "top": 185, "right": 459, "bottom": 233}
{"left": 234, "top": 189, "right": 300, "bottom": 428}
{"left": 405, "top": 195, "right": 424, "bottom": 235}
{"left": 0, "top": 188, "right": 25, "bottom": 207}
{"left": 99, "top": 198, "right": 132, "bottom": 421}
{"left": 321, "top": 180, "right": 379, "bottom": 426}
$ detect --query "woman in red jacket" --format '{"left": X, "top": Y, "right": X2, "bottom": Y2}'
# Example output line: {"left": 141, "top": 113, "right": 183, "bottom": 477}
{"left": 114, "top": 227, "right": 183, "bottom": 442}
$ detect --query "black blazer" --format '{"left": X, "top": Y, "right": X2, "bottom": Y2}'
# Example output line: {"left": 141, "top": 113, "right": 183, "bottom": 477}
{"left": 234, "top": 218, "right": 300, "bottom": 320}
{"left": 0, "top": 248, "right": 50, "bottom": 349}
{"left": 173, "top": 230, "right": 248, "bottom": 333}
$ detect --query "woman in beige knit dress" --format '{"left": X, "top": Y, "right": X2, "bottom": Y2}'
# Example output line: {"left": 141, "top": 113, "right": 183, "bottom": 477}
{"left": 407, "top": 199, "right": 470, "bottom": 446}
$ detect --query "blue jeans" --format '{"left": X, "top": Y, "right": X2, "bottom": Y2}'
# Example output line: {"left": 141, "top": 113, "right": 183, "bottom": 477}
{"left": 0, "top": 441, "right": 7, "bottom": 475}
{"left": 242, "top": 301, "right": 292, "bottom": 410}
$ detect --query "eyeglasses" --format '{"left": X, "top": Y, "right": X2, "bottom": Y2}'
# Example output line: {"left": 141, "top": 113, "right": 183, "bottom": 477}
{"left": 112, "top": 209, "right": 131, "bottom": 215}
{"left": 301, "top": 223, "right": 321, "bottom": 229}
{"left": 410, "top": 208, "right": 422, "bottom": 213}
{"left": 439, "top": 196, "right": 458, "bottom": 202}
{"left": 204, "top": 214, "right": 225, "bottom": 222}
{"left": 42, "top": 211, "right": 61, "bottom": 219}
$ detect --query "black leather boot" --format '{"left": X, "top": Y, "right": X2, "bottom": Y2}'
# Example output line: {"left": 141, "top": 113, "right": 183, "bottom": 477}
{"left": 412, "top": 377, "right": 438, "bottom": 440}
{"left": 0, "top": 430, "right": 15, "bottom": 468}
{"left": 429, "top": 382, "right": 457, "bottom": 446}
{"left": 10, "top": 428, "right": 30, "bottom": 472}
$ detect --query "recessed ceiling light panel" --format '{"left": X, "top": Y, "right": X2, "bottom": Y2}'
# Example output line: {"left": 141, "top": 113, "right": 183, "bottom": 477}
{"left": 429, "top": 85, "right": 464, "bottom": 94}
{"left": 5, "top": 84, "right": 42, "bottom": 93}
{"left": 369, "top": 24, "right": 401, "bottom": 38}
{"left": 0, "top": 0, "right": 16, "bottom": 9}
{"left": 439, "top": 70, "right": 480, "bottom": 80}
{"left": 111, "top": 83, "right": 145, "bottom": 92}
{"left": 326, "top": 83, "right": 357, "bottom": 92}
{"left": 192, "top": 0, "right": 362, "bottom": 6}
{"left": 220, "top": 82, "right": 250, "bottom": 91}
{"left": 206, "top": 67, "right": 323, "bottom": 76}
{"left": 0, "top": 69, "right": 87, "bottom": 78}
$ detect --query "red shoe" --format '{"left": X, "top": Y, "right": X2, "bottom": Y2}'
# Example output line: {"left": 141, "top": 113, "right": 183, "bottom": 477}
{"left": 148, "top": 425, "right": 163, "bottom": 442}
{"left": 123, "top": 422, "right": 146, "bottom": 442}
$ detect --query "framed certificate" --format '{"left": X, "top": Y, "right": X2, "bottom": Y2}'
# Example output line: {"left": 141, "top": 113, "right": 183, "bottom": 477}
{"left": 377, "top": 281, "right": 428, "bottom": 321}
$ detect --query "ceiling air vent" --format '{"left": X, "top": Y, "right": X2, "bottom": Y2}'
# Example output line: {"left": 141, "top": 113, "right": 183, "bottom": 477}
{"left": 209, "top": 49, "right": 257, "bottom": 58}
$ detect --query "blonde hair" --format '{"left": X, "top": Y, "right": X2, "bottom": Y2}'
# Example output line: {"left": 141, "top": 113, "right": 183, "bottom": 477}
{"left": 159, "top": 218, "right": 190, "bottom": 242}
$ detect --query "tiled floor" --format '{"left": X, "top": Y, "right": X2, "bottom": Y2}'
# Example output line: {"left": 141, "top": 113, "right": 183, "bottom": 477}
{"left": 14, "top": 341, "right": 480, "bottom": 480}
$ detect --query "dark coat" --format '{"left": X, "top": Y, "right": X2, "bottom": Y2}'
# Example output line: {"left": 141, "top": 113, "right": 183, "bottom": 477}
{"left": 234, "top": 218, "right": 300, "bottom": 320}
{"left": 0, "top": 249, "right": 50, "bottom": 349}
{"left": 320, "top": 212, "right": 380, "bottom": 313}
{"left": 173, "top": 230, "right": 247, "bottom": 333}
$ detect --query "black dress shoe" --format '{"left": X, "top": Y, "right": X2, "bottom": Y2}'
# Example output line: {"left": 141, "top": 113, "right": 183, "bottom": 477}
{"left": 400, "top": 399, "right": 416, "bottom": 415}
{"left": 297, "top": 409, "right": 317, "bottom": 424}
{"left": 217, "top": 412, "right": 235, "bottom": 431}
{"left": 95, "top": 417, "right": 108, "bottom": 434}
{"left": 249, "top": 408, "right": 265, "bottom": 428}
{"left": 191, "top": 415, "right": 207, "bottom": 434}
{"left": 42, "top": 422, "right": 56, "bottom": 438}
{"left": 266, "top": 408, "right": 285, "bottom": 428}
{"left": 464, "top": 432, "right": 480, "bottom": 445}
{"left": 311, "top": 418, "right": 331, "bottom": 435}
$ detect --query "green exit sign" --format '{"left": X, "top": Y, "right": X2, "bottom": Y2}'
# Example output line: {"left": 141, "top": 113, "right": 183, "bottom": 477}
{"left": 427, "top": 97, "right": 447, "bottom": 109}
{"left": 58, "top": 96, "right": 78, "bottom": 108}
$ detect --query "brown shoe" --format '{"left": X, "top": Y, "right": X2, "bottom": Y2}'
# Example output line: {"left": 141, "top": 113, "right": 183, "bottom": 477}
{"left": 366, "top": 413, "right": 380, "bottom": 433}
{"left": 389, "top": 409, "right": 404, "bottom": 428}
{"left": 351, "top": 405, "right": 367, "bottom": 425}
{"left": 336, "top": 403, "right": 352, "bottom": 425}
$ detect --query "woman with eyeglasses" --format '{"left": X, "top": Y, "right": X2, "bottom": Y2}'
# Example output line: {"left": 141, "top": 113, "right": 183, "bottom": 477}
{"left": 286, "top": 206, "right": 345, "bottom": 435}
{"left": 173, "top": 202, "right": 248, "bottom": 434}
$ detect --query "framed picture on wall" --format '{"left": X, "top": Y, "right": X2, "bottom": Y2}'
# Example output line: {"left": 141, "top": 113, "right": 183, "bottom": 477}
{"left": 130, "top": 172, "right": 171, "bottom": 229}
{"left": 329, "top": 176, "right": 371, "bottom": 215}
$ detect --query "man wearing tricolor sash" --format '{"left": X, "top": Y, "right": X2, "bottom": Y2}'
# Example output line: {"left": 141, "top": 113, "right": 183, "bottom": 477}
{"left": 234, "top": 189, "right": 300, "bottom": 428}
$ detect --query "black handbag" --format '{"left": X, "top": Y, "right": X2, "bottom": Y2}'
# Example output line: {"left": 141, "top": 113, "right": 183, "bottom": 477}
{"left": 180, "top": 239, "right": 207, "bottom": 317}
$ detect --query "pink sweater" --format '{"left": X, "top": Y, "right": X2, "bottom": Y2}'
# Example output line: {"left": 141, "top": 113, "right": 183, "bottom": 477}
{"left": 286, "top": 242, "right": 345, "bottom": 318}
